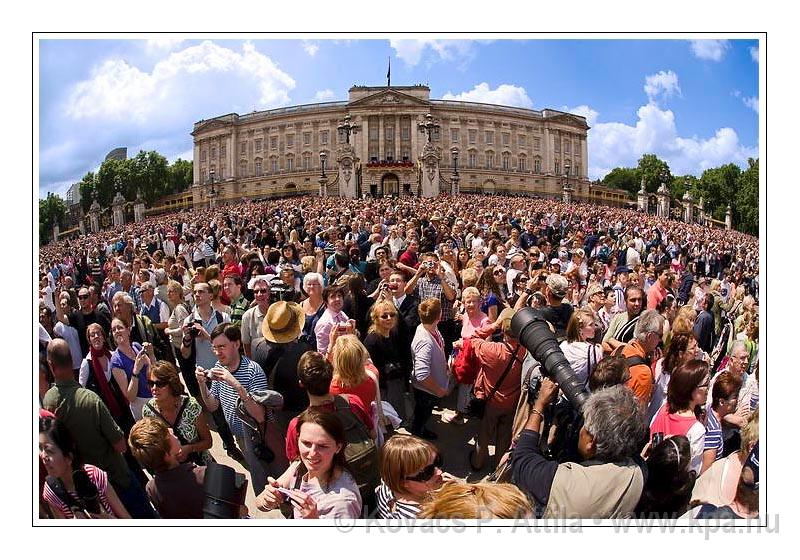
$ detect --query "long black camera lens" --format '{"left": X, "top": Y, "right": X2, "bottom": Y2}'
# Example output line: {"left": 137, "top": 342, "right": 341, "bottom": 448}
{"left": 511, "top": 307, "right": 589, "bottom": 411}
{"left": 203, "top": 463, "right": 247, "bottom": 519}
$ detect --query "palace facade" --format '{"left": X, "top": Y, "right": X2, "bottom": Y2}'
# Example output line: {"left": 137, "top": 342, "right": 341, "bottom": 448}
{"left": 189, "top": 83, "right": 629, "bottom": 208}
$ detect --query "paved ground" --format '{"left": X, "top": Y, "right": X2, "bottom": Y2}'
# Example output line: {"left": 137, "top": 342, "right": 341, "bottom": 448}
{"left": 206, "top": 389, "right": 499, "bottom": 519}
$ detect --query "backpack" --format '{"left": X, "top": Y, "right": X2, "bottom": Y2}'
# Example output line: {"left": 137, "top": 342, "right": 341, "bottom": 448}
{"left": 332, "top": 395, "right": 380, "bottom": 504}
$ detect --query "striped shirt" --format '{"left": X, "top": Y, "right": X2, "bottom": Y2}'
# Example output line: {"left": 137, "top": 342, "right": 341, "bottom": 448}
{"left": 375, "top": 481, "right": 421, "bottom": 519}
{"left": 416, "top": 276, "right": 457, "bottom": 321}
{"left": 704, "top": 409, "right": 724, "bottom": 460}
{"left": 210, "top": 356, "right": 268, "bottom": 437}
{"left": 42, "top": 464, "right": 114, "bottom": 518}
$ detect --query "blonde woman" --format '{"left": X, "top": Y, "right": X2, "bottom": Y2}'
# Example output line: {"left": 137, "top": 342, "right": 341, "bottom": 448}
{"left": 207, "top": 279, "right": 232, "bottom": 316}
{"left": 329, "top": 334, "right": 378, "bottom": 411}
{"left": 417, "top": 481, "right": 532, "bottom": 519}
{"left": 364, "top": 301, "right": 406, "bottom": 422}
{"left": 375, "top": 435, "right": 448, "bottom": 519}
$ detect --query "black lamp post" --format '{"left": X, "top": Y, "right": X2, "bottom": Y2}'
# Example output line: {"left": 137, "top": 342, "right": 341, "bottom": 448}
{"left": 319, "top": 151, "right": 328, "bottom": 197}
{"left": 450, "top": 147, "right": 459, "bottom": 196}
{"left": 337, "top": 113, "right": 360, "bottom": 145}
{"left": 209, "top": 168, "right": 216, "bottom": 195}
{"left": 417, "top": 113, "right": 439, "bottom": 143}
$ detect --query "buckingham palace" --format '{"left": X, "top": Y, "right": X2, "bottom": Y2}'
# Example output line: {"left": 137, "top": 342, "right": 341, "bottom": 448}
{"left": 189, "top": 82, "right": 627, "bottom": 208}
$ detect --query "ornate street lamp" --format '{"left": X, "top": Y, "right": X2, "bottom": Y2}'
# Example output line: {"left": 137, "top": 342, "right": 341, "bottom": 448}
{"left": 209, "top": 168, "right": 216, "bottom": 195}
{"left": 450, "top": 147, "right": 460, "bottom": 196}
{"left": 337, "top": 113, "right": 360, "bottom": 145}
{"left": 417, "top": 113, "right": 439, "bottom": 143}
{"left": 319, "top": 151, "right": 328, "bottom": 197}
{"left": 320, "top": 150, "right": 327, "bottom": 179}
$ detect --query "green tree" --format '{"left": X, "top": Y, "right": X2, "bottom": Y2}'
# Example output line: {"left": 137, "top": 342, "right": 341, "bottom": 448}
{"left": 637, "top": 154, "right": 671, "bottom": 193}
{"left": 698, "top": 164, "right": 741, "bottom": 221}
{"left": 735, "top": 158, "right": 759, "bottom": 235}
{"left": 129, "top": 150, "right": 169, "bottom": 204}
{"left": 168, "top": 158, "right": 193, "bottom": 193}
{"left": 39, "top": 192, "right": 67, "bottom": 244}
{"left": 601, "top": 167, "right": 639, "bottom": 194}
{"left": 78, "top": 171, "right": 97, "bottom": 213}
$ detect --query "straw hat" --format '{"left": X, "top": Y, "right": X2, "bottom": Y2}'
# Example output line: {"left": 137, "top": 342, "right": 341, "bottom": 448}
{"left": 261, "top": 301, "right": 304, "bottom": 343}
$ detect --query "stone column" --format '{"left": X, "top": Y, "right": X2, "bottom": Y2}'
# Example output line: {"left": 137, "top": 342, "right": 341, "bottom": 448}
{"left": 419, "top": 142, "right": 441, "bottom": 198}
{"left": 193, "top": 143, "right": 201, "bottom": 187}
{"left": 78, "top": 219, "right": 86, "bottom": 235}
{"left": 379, "top": 115, "right": 385, "bottom": 161}
{"left": 725, "top": 206, "right": 732, "bottom": 230}
{"left": 682, "top": 192, "right": 694, "bottom": 223}
{"left": 89, "top": 200, "right": 101, "bottom": 233}
{"left": 112, "top": 192, "right": 126, "bottom": 227}
{"left": 637, "top": 178, "right": 648, "bottom": 212}
{"left": 319, "top": 177, "right": 328, "bottom": 197}
{"left": 543, "top": 127, "right": 552, "bottom": 175}
{"left": 134, "top": 199, "right": 146, "bottom": 222}
{"left": 697, "top": 197, "right": 706, "bottom": 225}
{"left": 562, "top": 178, "right": 574, "bottom": 204}
{"left": 581, "top": 135, "right": 588, "bottom": 179}
{"left": 52, "top": 224, "right": 60, "bottom": 243}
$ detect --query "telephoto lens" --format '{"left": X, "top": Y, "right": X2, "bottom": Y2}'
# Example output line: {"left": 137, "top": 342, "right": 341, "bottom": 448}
{"left": 203, "top": 463, "right": 248, "bottom": 519}
{"left": 510, "top": 307, "right": 589, "bottom": 411}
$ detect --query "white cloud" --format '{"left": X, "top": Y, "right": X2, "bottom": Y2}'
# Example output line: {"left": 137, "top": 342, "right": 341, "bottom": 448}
{"left": 389, "top": 39, "right": 477, "bottom": 68}
{"left": 313, "top": 89, "right": 335, "bottom": 102}
{"left": 644, "top": 70, "right": 682, "bottom": 101}
{"left": 145, "top": 38, "right": 185, "bottom": 53}
{"left": 743, "top": 95, "right": 759, "bottom": 113}
{"left": 303, "top": 41, "right": 319, "bottom": 57}
{"left": 564, "top": 105, "right": 599, "bottom": 127}
{"left": 689, "top": 40, "right": 731, "bottom": 62}
{"left": 583, "top": 76, "right": 757, "bottom": 180}
{"left": 442, "top": 83, "right": 533, "bottom": 109}
{"left": 65, "top": 40, "right": 296, "bottom": 123}
{"left": 750, "top": 46, "right": 759, "bottom": 63}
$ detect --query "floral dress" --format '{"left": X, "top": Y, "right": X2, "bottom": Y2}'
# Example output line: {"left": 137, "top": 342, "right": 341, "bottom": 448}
{"left": 143, "top": 395, "right": 214, "bottom": 465}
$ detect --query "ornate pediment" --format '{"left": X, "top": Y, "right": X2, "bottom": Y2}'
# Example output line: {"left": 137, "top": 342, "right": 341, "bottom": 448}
{"left": 193, "top": 118, "right": 233, "bottom": 135}
{"left": 348, "top": 88, "right": 431, "bottom": 109}
{"left": 546, "top": 112, "right": 590, "bottom": 130}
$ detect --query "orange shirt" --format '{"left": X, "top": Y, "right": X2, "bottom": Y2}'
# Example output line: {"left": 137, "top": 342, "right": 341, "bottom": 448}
{"left": 620, "top": 339, "right": 655, "bottom": 406}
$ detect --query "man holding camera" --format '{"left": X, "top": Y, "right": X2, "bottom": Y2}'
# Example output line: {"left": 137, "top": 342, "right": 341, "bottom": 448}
{"left": 511, "top": 381, "right": 647, "bottom": 518}
{"left": 406, "top": 252, "right": 458, "bottom": 355}
{"left": 196, "top": 324, "right": 269, "bottom": 494}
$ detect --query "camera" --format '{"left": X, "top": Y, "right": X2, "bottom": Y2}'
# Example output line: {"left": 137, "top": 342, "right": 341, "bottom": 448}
{"left": 511, "top": 307, "right": 589, "bottom": 411}
{"left": 652, "top": 432, "right": 664, "bottom": 447}
{"left": 269, "top": 280, "right": 295, "bottom": 302}
{"left": 190, "top": 319, "right": 202, "bottom": 338}
{"left": 203, "top": 463, "right": 248, "bottom": 519}
{"left": 424, "top": 261, "right": 435, "bottom": 268}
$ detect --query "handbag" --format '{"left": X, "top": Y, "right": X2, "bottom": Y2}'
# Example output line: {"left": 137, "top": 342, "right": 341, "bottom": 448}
{"left": 466, "top": 343, "right": 521, "bottom": 419}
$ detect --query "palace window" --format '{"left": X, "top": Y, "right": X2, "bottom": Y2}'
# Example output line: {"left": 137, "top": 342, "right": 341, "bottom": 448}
{"left": 239, "top": 161, "right": 247, "bottom": 176}
{"left": 240, "top": 141, "right": 247, "bottom": 154}
{"left": 468, "top": 152, "right": 477, "bottom": 167}
{"left": 271, "top": 159, "right": 279, "bottom": 173}
{"left": 519, "top": 155, "right": 527, "bottom": 172}
{"left": 320, "top": 131, "right": 329, "bottom": 145}
{"left": 451, "top": 129, "right": 459, "bottom": 143}
{"left": 255, "top": 139, "right": 262, "bottom": 152}
{"left": 220, "top": 145, "right": 226, "bottom": 158}
{"left": 519, "top": 134, "right": 526, "bottom": 146}
{"left": 210, "top": 147, "right": 216, "bottom": 159}
{"left": 502, "top": 132, "right": 510, "bottom": 146}
{"left": 303, "top": 132, "right": 311, "bottom": 145}
{"left": 468, "top": 130, "right": 477, "bottom": 144}
{"left": 401, "top": 125, "right": 410, "bottom": 140}
{"left": 485, "top": 131, "right": 494, "bottom": 144}
{"left": 270, "top": 137, "right": 278, "bottom": 150}
{"left": 485, "top": 153, "right": 494, "bottom": 169}
{"left": 286, "top": 134, "right": 294, "bottom": 148}
{"left": 255, "top": 161, "right": 262, "bottom": 176}
{"left": 287, "top": 157, "right": 294, "bottom": 171}
{"left": 534, "top": 137, "right": 541, "bottom": 151}
{"left": 200, "top": 150, "right": 207, "bottom": 162}
{"left": 502, "top": 154, "right": 510, "bottom": 170}
{"left": 534, "top": 158, "right": 541, "bottom": 173}
{"left": 564, "top": 140, "right": 571, "bottom": 154}
{"left": 554, "top": 137, "right": 561, "bottom": 152}
{"left": 303, "top": 155, "right": 311, "bottom": 170}
{"left": 554, "top": 160, "right": 560, "bottom": 175}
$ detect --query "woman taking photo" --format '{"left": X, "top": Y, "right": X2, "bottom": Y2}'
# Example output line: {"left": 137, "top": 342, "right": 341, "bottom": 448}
{"left": 79, "top": 323, "right": 136, "bottom": 436}
{"left": 40, "top": 415, "right": 130, "bottom": 519}
{"left": 559, "top": 309, "right": 603, "bottom": 389}
{"left": 109, "top": 317, "right": 154, "bottom": 420}
{"left": 650, "top": 359, "right": 710, "bottom": 474}
{"left": 142, "top": 360, "right": 214, "bottom": 466}
{"left": 364, "top": 300, "right": 406, "bottom": 422}
{"left": 375, "top": 435, "right": 447, "bottom": 519}
{"left": 255, "top": 409, "right": 362, "bottom": 519}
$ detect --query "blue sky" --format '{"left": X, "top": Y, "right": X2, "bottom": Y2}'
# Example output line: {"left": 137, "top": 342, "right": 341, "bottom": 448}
{"left": 37, "top": 37, "right": 760, "bottom": 199}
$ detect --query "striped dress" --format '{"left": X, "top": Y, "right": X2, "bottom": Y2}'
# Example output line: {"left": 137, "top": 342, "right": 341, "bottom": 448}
{"left": 42, "top": 464, "right": 114, "bottom": 519}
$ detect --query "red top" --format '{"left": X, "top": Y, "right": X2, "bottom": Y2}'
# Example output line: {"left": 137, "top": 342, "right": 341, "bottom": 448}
{"left": 285, "top": 395, "right": 374, "bottom": 461}
{"left": 330, "top": 366, "right": 379, "bottom": 408}
{"left": 649, "top": 403, "right": 700, "bottom": 438}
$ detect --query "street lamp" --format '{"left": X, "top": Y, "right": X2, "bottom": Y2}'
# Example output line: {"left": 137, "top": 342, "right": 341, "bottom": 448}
{"left": 450, "top": 147, "right": 459, "bottom": 196}
{"left": 209, "top": 168, "right": 216, "bottom": 195}
{"left": 562, "top": 162, "right": 573, "bottom": 204}
{"left": 337, "top": 113, "right": 360, "bottom": 145}
{"left": 417, "top": 113, "right": 439, "bottom": 143}
{"left": 319, "top": 151, "right": 328, "bottom": 197}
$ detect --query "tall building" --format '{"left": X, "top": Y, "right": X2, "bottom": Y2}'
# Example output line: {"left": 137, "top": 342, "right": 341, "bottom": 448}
{"left": 190, "top": 82, "right": 628, "bottom": 207}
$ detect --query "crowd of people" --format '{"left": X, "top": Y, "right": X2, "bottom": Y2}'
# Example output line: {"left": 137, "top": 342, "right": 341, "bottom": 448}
{"left": 37, "top": 193, "right": 760, "bottom": 520}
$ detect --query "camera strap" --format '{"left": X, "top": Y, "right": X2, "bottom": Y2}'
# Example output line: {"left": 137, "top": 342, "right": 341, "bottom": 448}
{"left": 483, "top": 343, "right": 524, "bottom": 405}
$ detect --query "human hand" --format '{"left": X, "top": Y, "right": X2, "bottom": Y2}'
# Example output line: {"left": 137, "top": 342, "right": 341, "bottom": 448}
{"left": 534, "top": 377, "right": 559, "bottom": 408}
{"left": 207, "top": 366, "right": 237, "bottom": 388}
{"left": 134, "top": 350, "right": 151, "bottom": 374}
{"left": 195, "top": 366, "right": 209, "bottom": 385}
{"left": 255, "top": 478, "right": 284, "bottom": 512}
{"left": 287, "top": 489, "right": 319, "bottom": 519}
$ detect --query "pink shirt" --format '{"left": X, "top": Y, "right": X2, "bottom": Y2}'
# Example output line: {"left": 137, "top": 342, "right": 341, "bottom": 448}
{"left": 461, "top": 312, "right": 490, "bottom": 339}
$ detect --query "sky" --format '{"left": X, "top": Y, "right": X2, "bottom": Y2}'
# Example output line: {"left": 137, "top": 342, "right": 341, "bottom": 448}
{"left": 37, "top": 36, "right": 760, "bottom": 199}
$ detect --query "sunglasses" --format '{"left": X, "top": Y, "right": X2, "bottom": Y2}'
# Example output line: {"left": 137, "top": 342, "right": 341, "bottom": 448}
{"left": 405, "top": 454, "right": 443, "bottom": 482}
{"left": 77, "top": 294, "right": 90, "bottom": 300}
{"left": 493, "top": 269, "right": 505, "bottom": 275}
{"left": 147, "top": 379, "right": 169, "bottom": 389}
{"left": 380, "top": 313, "right": 396, "bottom": 320}
{"left": 253, "top": 288, "right": 269, "bottom": 294}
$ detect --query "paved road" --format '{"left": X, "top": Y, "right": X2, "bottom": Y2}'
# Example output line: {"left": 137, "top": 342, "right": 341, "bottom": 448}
{"left": 206, "top": 389, "right": 499, "bottom": 519}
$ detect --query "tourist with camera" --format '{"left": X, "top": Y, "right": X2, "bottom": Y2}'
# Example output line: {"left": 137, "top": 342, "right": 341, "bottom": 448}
{"left": 314, "top": 283, "right": 352, "bottom": 357}
{"left": 511, "top": 381, "right": 647, "bottom": 518}
{"left": 196, "top": 324, "right": 269, "bottom": 494}
{"left": 255, "top": 409, "right": 362, "bottom": 519}
{"left": 40, "top": 415, "right": 130, "bottom": 519}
